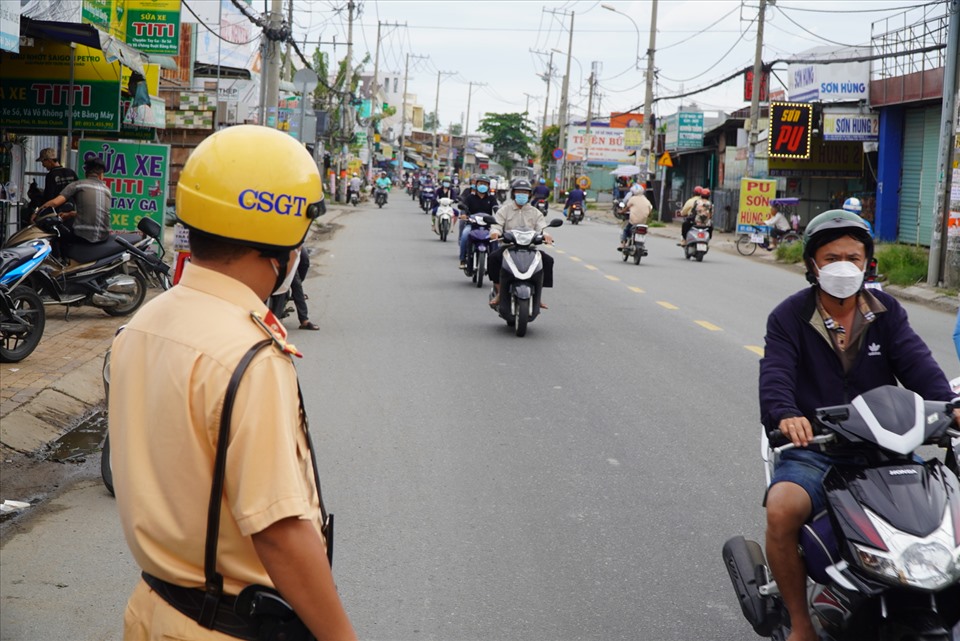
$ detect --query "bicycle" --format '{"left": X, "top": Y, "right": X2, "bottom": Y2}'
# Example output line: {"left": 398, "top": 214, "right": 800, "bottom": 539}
{"left": 736, "top": 224, "right": 801, "bottom": 256}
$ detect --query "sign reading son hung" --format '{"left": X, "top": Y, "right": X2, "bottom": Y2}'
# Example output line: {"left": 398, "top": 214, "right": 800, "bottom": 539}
{"left": 822, "top": 112, "right": 878, "bottom": 142}
{"left": 768, "top": 102, "right": 813, "bottom": 160}
{"left": 0, "top": 42, "right": 122, "bottom": 132}
{"left": 78, "top": 140, "right": 170, "bottom": 236}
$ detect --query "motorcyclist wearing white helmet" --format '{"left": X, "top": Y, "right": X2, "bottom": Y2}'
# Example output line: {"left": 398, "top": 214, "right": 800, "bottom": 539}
{"left": 618, "top": 183, "right": 652, "bottom": 249}
{"left": 348, "top": 172, "right": 362, "bottom": 201}
{"left": 842, "top": 197, "right": 873, "bottom": 236}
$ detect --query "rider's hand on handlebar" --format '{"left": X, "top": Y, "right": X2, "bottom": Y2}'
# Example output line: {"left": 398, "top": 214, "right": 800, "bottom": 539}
{"left": 543, "top": 232, "right": 554, "bottom": 244}
{"left": 779, "top": 416, "right": 814, "bottom": 447}
{"left": 489, "top": 230, "right": 500, "bottom": 241}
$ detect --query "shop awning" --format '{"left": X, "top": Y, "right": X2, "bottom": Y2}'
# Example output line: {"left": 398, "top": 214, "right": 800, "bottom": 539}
{"left": 194, "top": 63, "right": 251, "bottom": 80}
{"left": 20, "top": 17, "right": 145, "bottom": 76}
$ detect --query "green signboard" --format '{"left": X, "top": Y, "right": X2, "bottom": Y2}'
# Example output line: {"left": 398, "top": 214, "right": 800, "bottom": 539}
{"left": 0, "top": 42, "right": 122, "bottom": 132}
{"left": 82, "top": 0, "right": 182, "bottom": 56}
{"left": 78, "top": 140, "right": 169, "bottom": 236}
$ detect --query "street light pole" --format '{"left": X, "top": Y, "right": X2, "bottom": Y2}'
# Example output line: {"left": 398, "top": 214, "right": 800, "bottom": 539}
{"left": 433, "top": 70, "right": 455, "bottom": 172}
{"left": 642, "top": 0, "right": 658, "bottom": 184}
{"left": 554, "top": 11, "right": 575, "bottom": 202}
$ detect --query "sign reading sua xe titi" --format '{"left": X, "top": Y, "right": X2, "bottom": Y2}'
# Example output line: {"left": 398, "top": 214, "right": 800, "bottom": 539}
{"left": 768, "top": 102, "right": 813, "bottom": 160}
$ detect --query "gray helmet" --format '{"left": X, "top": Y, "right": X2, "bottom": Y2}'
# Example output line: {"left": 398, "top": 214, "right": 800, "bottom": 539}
{"left": 510, "top": 178, "right": 532, "bottom": 194}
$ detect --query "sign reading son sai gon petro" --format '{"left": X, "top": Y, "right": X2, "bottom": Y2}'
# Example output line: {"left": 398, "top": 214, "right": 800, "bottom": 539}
{"left": 768, "top": 102, "right": 813, "bottom": 160}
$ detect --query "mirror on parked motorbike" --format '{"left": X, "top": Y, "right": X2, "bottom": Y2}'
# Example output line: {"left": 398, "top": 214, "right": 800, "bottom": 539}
{"left": 137, "top": 216, "right": 162, "bottom": 238}
{"left": 547, "top": 218, "right": 563, "bottom": 227}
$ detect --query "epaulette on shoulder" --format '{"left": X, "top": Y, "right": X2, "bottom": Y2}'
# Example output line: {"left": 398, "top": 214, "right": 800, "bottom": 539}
{"left": 250, "top": 311, "right": 303, "bottom": 358}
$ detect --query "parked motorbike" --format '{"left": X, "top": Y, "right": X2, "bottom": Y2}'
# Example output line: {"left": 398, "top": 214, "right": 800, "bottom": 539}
{"left": 420, "top": 185, "right": 436, "bottom": 214}
{"left": 434, "top": 197, "right": 456, "bottom": 242}
{"left": 567, "top": 201, "right": 584, "bottom": 225}
{"left": 486, "top": 217, "right": 563, "bottom": 337}
{"left": 0, "top": 239, "right": 52, "bottom": 362}
{"left": 619, "top": 223, "right": 648, "bottom": 265}
{"left": 463, "top": 214, "right": 494, "bottom": 288}
{"left": 722, "top": 385, "right": 960, "bottom": 641}
{"left": 374, "top": 187, "right": 388, "bottom": 208}
{"left": 683, "top": 214, "right": 711, "bottom": 262}
{"left": 4, "top": 212, "right": 159, "bottom": 316}
{"left": 113, "top": 216, "right": 172, "bottom": 292}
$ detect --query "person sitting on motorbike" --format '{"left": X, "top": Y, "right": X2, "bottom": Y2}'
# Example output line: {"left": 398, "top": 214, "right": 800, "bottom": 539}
{"left": 347, "top": 173, "right": 362, "bottom": 202}
{"left": 680, "top": 187, "right": 713, "bottom": 246}
{"left": 764, "top": 203, "right": 791, "bottom": 249}
{"left": 37, "top": 156, "right": 112, "bottom": 257}
{"left": 680, "top": 185, "right": 703, "bottom": 220}
{"left": 430, "top": 177, "right": 460, "bottom": 234}
{"left": 487, "top": 179, "right": 554, "bottom": 309}
{"left": 531, "top": 177, "right": 551, "bottom": 210}
{"left": 375, "top": 172, "right": 392, "bottom": 202}
{"left": 759, "top": 210, "right": 958, "bottom": 641}
{"left": 841, "top": 196, "right": 873, "bottom": 236}
{"left": 618, "top": 184, "right": 652, "bottom": 249}
{"left": 563, "top": 185, "right": 586, "bottom": 218}
{"left": 458, "top": 175, "right": 497, "bottom": 270}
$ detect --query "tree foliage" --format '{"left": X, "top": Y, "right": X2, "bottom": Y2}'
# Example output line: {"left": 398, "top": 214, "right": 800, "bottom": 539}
{"left": 423, "top": 111, "right": 440, "bottom": 131}
{"left": 539, "top": 124, "right": 560, "bottom": 170}
{"left": 448, "top": 122, "right": 463, "bottom": 136}
{"left": 477, "top": 112, "right": 536, "bottom": 174}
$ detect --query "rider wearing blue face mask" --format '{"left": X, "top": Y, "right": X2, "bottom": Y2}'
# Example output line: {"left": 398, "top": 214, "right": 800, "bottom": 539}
{"left": 487, "top": 179, "right": 555, "bottom": 308}
{"left": 458, "top": 175, "right": 497, "bottom": 269}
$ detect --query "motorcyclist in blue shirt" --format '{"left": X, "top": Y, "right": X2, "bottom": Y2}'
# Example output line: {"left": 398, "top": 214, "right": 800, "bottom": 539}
{"left": 563, "top": 186, "right": 585, "bottom": 218}
{"left": 531, "top": 178, "right": 551, "bottom": 211}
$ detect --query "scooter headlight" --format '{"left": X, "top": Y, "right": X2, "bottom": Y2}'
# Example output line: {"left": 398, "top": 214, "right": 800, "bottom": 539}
{"left": 851, "top": 508, "right": 960, "bottom": 590}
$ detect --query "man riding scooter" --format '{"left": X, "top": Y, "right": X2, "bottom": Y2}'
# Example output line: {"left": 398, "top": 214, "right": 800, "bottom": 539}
{"left": 459, "top": 175, "right": 497, "bottom": 270}
{"left": 563, "top": 184, "right": 586, "bottom": 219}
{"left": 487, "top": 179, "right": 555, "bottom": 309}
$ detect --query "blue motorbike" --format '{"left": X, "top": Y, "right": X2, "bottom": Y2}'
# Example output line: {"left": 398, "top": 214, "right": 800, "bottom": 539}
{"left": 1, "top": 239, "right": 53, "bottom": 362}
{"left": 463, "top": 214, "right": 494, "bottom": 288}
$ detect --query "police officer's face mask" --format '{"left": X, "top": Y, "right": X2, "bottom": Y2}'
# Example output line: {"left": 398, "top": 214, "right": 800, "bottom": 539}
{"left": 271, "top": 248, "right": 301, "bottom": 296}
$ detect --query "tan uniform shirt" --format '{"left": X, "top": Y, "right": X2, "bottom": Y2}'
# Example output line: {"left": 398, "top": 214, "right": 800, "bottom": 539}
{"left": 109, "top": 263, "right": 323, "bottom": 596}
{"left": 625, "top": 194, "right": 652, "bottom": 226}
{"left": 680, "top": 195, "right": 699, "bottom": 217}
{"left": 491, "top": 200, "right": 547, "bottom": 237}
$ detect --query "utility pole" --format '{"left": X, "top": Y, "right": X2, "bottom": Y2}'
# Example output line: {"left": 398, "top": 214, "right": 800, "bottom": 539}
{"left": 369, "top": 19, "right": 382, "bottom": 181}
{"left": 642, "top": 0, "right": 658, "bottom": 183}
{"left": 433, "top": 70, "right": 456, "bottom": 172}
{"left": 551, "top": 9, "right": 575, "bottom": 201}
{"left": 746, "top": 0, "right": 768, "bottom": 178}
{"left": 584, "top": 63, "right": 598, "bottom": 165}
{"left": 336, "top": 0, "right": 355, "bottom": 202}
{"left": 928, "top": 0, "right": 959, "bottom": 286}
{"left": 534, "top": 48, "right": 555, "bottom": 132}
{"left": 461, "top": 81, "right": 486, "bottom": 174}
{"left": 263, "top": 0, "right": 283, "bottom": 128}
{"left": 398, "top": 53, "right": 428, "bottom": 174}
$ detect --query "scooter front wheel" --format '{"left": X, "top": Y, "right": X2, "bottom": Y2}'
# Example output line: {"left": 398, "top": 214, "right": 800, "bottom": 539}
{"left": 475, "top": 253, "right": 485, "bottom": 288}
{"left": 515, "top": 298, "right": 528, "bottom": 337}
{"left": 103, "top": 269, "right": 148, "bottom": 317}
{"left": 0, "top": 286, "right": 46, "bottom": 363}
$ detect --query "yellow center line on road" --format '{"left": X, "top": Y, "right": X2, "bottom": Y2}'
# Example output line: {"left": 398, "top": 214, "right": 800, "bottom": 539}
{"left": 605, "top": 275, "right": 620, "bottom": 282}
{"left": 657, "top": 301, "right": 679, "bottom": 310}
{"left": 569, "top": 256, "right": 582, "bottom": 262}
{"left": 694, "top": 320, "right": 723, "bottom": 332}
{"left": 745, "top": 345, "right": 765, "bottom": 357}
{"left": 628, "top": 286, "right": 645, "bottom": 293}
{"left": 555, "top": 249, "right": 566, "bottom": 254}
{"left": 585, "top": 264, "right": 598, "bottom": 271}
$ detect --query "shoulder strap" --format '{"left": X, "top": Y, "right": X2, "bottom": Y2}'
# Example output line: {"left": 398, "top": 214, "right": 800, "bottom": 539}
{"left": 199, "top": 339, "right": 273, "bottom": 628}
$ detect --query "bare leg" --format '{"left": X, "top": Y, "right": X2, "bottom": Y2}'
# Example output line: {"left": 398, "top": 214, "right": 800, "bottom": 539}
{"left": 766, "top": 482, "right": 818, "bottom": 641}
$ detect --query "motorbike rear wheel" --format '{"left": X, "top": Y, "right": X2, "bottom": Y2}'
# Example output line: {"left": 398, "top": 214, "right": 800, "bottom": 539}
{"left": 634, "top": 249, "right": 642, "bottom": 265}
{"left": 736, "top": 235, "right": 757, "bottom": 256}
{"left": 0, "top": 286, "right": 46, "bottom": 363}
{"left": 515, "top": 298, "right": 528, "bottom": 337}
{"left": 104, "top": 269, "right": 148, "bottom": 317}
{"left": 475, "top": 253, "right": 485, "bottom": 288}
{"left": 695, "top": 252, "right": 705, "bottom": 263}
{"left": 440, "top": 219, "right": 449, "bottom": 242}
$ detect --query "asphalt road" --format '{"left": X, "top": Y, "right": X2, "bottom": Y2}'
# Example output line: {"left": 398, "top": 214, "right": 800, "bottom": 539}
{"left": 1, "top": 196, "right": 956, "bottom": 641}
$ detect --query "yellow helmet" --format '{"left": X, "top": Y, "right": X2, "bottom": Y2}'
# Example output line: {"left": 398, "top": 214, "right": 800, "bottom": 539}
{"left": 176, "top": 125, "right": 324, "bottom": 251}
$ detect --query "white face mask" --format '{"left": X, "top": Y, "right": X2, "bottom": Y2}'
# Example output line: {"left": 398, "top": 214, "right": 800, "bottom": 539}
{"left": 816, "top": 260, "right": 864, "bottom": 299}
{"left": 271, "top": 249, "right": 301, "bottom": 296}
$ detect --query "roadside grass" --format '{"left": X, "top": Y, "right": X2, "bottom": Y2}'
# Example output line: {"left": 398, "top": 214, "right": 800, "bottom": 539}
{"left": 775, "top": 241, "right": 804, "bottom": 263}
{"left": 874, "top": 243, "right": 929, "bottom": 286}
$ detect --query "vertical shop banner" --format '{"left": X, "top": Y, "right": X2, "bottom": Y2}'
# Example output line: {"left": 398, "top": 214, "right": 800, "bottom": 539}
{"left": 79, "top": 140, "right": 169, "bottom": 235}
{"left": 0, "top": 42, "right": 122, "bottom": 131}
{"left": 737, "top": 178, "right": 777, "bottom": 233}
{"left": 768, "top": 102, "right": 813, "bottom": 159}
{"left": 82, "top": 0, "right": 126, "bottom": 39}
{"left": 125, "top": 0, "right": 181, "bottom": 55}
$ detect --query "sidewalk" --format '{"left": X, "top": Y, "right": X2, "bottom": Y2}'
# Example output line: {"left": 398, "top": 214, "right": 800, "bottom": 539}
{"left": 0, "top": 204, "right": 356, "bottom": 497}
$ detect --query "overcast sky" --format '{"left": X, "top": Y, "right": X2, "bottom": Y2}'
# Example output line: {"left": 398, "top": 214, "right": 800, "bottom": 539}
{"left": 286, "top": 0, "right": 943, "bottom": 133}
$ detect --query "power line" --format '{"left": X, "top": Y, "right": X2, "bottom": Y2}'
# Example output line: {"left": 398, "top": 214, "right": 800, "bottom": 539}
{"left": 657, "top": 5, "right": 740, "bottom": 52}
{"left": 774, "top": 7, "right": 862, "bottom": 48}
{"left": 659, "top": 17, "right": 756, "bottom": 83}
{"left": 773, "top": 0, "right": 941, "bottom": 14}
{"left": 182, "top": 0, "right": 261, "bottom": 45}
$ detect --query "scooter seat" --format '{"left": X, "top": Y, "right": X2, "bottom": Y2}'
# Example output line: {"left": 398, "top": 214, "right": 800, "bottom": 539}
{"left": 1, "top": 245, "right": 41, "bottom": 266}
{"left": 63, "top": 235, "right": 135, "bottom": 264}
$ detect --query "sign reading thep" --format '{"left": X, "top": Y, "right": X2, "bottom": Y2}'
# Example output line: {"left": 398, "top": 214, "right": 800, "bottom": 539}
{"left": 768, "top": 102, "right": 813, "bottom": 160}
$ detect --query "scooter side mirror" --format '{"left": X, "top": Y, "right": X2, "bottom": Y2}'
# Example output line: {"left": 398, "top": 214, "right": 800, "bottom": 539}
{"left": 481, "top": 214, "right": 498, "bottom": 225}
{"left": 547, "top": 218, "right": 564, "bottom": 228}
{"left": 137, "top": 216, "right": 162, "bottom": 238}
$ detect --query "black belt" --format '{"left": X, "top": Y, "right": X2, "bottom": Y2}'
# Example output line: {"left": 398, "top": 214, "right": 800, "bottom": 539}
{"left": 142, "top": 572, "right": 258, "bottom": 641}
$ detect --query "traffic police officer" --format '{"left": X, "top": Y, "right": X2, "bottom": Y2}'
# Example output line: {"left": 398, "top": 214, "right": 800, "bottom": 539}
{"left": 109, "top": 125, "right": 357, "bottom": 640}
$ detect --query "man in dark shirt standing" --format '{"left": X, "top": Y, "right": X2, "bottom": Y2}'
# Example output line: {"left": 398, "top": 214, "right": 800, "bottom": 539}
{"left": 37, "top": 147, "right": 78, "bottom": 202}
